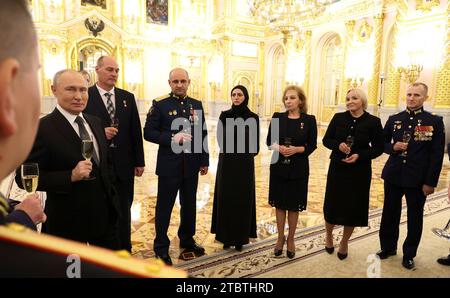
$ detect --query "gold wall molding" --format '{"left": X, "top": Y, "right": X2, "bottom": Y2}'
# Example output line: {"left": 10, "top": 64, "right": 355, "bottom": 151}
{"left": 368, "top": 14, "right": 384, "bottom": 107}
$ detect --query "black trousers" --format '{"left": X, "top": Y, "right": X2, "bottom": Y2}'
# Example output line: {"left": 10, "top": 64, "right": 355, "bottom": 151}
{"left": 154, "top": 175, "right": 199, "bottom": 255}
{"left": 116, "top": 177, "right": 135, "bottom": 252}
{"left": 379, "top": 181, "right": 426, "bottom": 259}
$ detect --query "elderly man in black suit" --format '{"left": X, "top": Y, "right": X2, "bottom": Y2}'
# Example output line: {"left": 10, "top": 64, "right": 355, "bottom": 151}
{"left": 17, "top": 69, "right": 120, "bottom": 249}
{"left": 84, "top": 56, "right": 145, "bottom": 252}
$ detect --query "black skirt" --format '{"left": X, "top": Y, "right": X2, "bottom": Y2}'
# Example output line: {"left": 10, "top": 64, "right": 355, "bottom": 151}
{"left": 268, "top": 172, "right": 308, "bottom": 212}
{"left": 323, "top": 159, "right": 371, "bottom": 227}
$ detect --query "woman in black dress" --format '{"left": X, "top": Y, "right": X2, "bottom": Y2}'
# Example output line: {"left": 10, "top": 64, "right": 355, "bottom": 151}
{"left": 211, "top": 85, "right": 259, "bottom": 251}
{"left": 323, "top": 88, "right": 383, "bottom": 260}
{"left": 267, "top": 85, "right": 317, "bottom": 258}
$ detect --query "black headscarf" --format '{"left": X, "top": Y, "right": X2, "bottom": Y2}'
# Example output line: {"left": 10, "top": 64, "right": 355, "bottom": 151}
{"left": 229, "top": 85, "right": 251, "bottom": 118}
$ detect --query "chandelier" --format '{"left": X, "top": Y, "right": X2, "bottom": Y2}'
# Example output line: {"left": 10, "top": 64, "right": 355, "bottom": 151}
{"left": 248, "top": 0, "right": 332, "bottom": 40}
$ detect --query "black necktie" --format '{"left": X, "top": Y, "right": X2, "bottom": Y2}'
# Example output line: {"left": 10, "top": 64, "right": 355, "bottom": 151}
{"left": 75, "top": 116, "right": 99, "bottom": 165}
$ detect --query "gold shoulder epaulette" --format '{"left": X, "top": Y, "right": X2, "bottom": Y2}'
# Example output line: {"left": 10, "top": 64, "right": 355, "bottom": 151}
{"left": 154, "top": 94, "right": 170, "bottom": 102}
{"left": 0, "top": 225, "right": 187, "bottom": 278}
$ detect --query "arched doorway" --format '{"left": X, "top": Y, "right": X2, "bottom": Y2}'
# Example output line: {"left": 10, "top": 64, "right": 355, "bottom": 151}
{"left": 70, "top": 38, "right": 115, "bottom": 85}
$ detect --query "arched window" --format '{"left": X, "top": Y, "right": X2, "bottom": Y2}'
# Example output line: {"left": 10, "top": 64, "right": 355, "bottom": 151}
{"left": 322, "top": 36, "right": 342, "bottom": 106}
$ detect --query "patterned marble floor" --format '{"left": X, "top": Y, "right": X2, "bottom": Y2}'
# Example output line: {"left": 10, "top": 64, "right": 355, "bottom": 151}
{"left": 130, "top": 119, "right": 450, "bottom": 265}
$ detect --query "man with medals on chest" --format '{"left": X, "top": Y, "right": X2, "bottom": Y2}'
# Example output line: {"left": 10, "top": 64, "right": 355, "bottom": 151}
{"left": 144, "top": 68, "right": 209, "bottom": 266}
{"left": 377, "top": 82, "right": 445, "bottom": 270}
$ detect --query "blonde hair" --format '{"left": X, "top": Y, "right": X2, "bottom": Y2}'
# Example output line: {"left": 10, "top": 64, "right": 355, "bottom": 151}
{"left": 346, "top": 88, "right": 368, "bottom": 110}
{"left": 282, "top": 85, "right": 308, "bottom": 113}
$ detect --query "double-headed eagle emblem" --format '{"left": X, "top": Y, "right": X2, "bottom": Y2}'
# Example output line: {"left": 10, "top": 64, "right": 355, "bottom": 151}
{"left": 84, "top": 17, "right": 105, "bottom": 37}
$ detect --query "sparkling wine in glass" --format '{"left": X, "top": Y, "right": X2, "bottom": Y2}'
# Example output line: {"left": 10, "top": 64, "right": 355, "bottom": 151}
{"left": 21, "top": 163, "right": 39, "bottom": 194}
{"left": 345, "top": 135, "right": 354, "bottom": 158}
{"left": 400, "top": 131, "right": 412, "bottom": 157}
{"left": 81, "top": 139, "right": 95, "bottom": 180}
{"left": 282, "top": 137, "right": 292, "bottom": 165}
{"left": 110, "top": 117, "right": 119, "bottom": 148}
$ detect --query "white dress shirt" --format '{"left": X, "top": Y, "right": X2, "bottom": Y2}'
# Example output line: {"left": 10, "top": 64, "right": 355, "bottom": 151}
{"left": 56, "top": 104, "right": 100, "bottom": 162}
{"left": 96, "top": 84, "right": 116, "bottom": 112}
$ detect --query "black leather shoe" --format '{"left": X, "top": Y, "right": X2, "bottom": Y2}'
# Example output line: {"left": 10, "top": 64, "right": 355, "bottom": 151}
{"left": 437, "top": 255, "right": 450, "bottom": 266}
{"left": 287, "top": 250, "right": 295, "bottom": 259}
{"left": 402, "top": 257, "right": 415, "bottom": 270}
{"left": 376, "top": 250, "right": 397, "bottom": 259}
{"left": 223, "top": 244, "right": 230, "bottom": 249}
{"left": 337, "top": 252, "right": 348, "bottom": 260}
{"left": 155, "top": 254, "right": 173, "bottom": 266}
{"left": 181, "top": 242, "right": 205, "bottom": 255}
{"left": 325, "top": 246, "right": 335, "bottom": 254}
{"left": 235, "top": 245, "right": 243, "bottom": 252}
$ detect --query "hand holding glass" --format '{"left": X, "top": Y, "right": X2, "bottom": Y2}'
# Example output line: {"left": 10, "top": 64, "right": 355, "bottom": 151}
{"left": 345, "top": 136, "right": 354, "bottom": 158}
{"left": 81, "top": 139, "right": 95, "bottom": 180}
{"left": 282, "top": 137, "right": 292, "bottom": 165}
{"left": 400, "top": 131, "right": 411, "bottom": 157}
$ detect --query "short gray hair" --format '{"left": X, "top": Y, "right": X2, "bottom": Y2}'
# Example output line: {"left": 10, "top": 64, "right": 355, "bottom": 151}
{"left": 53, "top": 69, "right": 82, "bottom": 87}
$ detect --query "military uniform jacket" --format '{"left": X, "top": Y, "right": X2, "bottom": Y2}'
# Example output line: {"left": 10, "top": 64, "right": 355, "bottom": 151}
{"left": 381, "top": 107, "right": 445, "bottom": 188}
{"left": 144, "top": 93, "right": 209, "bottom": 177}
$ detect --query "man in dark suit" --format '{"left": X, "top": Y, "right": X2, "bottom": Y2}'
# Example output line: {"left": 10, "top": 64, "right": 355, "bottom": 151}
{"left": 84, "top": 56, "right": 145, "bottom": 252}
{"left": 377, "top": 82, "right": 445, "bottom": 270}
{"left": 17, "top": 69, "right": 120, "bottom": 250}
{"left": 0, "top": 0, "right": 46, "bottom": 229}
{"left": 144, "top": 68, "right": 209, "bottom": 265}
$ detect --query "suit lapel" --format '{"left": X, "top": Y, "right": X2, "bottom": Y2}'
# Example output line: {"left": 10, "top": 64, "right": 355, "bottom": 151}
{"left": 90, "top": 86, "right": 111, "bottom": 122}
{"left": 114, "top": 88, "right": 123, "bottom": 122}
{"left": 51, "top": 109, "right": 82, "bottom": 156}
{"left": 84, "top": 114, "right": 105, "bottom": 165}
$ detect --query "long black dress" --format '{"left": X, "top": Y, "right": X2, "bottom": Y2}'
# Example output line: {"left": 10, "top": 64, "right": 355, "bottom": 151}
{"left": 323, "top": 111, "right": 384, "bottom": 226}
{"left": 267, "top": 112, "right": 317, "bottom": 211}
{"left": 210, "top": 109, "right": 259, "bottom": 246}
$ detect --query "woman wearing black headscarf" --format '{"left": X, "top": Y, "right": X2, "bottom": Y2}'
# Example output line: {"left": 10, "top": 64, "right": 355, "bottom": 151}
{"left": 211, "top": 85, "right": 259, "bottom": 251}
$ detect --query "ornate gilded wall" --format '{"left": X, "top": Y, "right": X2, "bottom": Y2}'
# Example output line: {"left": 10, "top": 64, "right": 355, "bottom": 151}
{"left": 31, "top": 0, "right": 449, "bottom": 125}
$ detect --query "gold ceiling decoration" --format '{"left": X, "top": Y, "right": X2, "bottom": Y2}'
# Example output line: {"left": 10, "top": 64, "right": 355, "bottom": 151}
{"left": 248, "top": 0, "right": 332, "bottom": 41}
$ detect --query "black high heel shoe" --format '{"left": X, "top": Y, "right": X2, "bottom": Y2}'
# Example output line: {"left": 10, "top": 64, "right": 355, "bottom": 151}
{"left": 274, "top": 238, "right": 285, "bottom": 256}
{"left": 325, "top": 246, "right": 335, "bottom": 254}
{"left": 287, "top": 250, "right": 295, "bottom": 259}
{"left": 337, "top": 251, "right": 348, "bottom": 260}
{"left": 286, "top": 239, "right": 296, "bottom": 259}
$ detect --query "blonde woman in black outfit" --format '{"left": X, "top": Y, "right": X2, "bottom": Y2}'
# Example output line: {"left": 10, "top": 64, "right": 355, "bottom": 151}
{"left": 267, "top": 85, "right": 317, "bottom": 258}
{"left": 322, "top": 88, "right": 384, "bottom": 260}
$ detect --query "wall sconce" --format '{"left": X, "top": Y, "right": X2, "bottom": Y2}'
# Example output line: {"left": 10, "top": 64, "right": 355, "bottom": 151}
{"left": 398, "top": 64, "right": 423, "bottom": 84}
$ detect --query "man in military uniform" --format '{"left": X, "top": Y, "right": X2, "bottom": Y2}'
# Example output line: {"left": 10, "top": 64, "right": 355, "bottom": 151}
{"left": 377, "top": 82, "right": 445, "bottom": 270}
{"left": 0, "top": 0, "right": 46, "bottom": 229}
{"left": 144, "top": 68, "right": 209, "bottom": 266}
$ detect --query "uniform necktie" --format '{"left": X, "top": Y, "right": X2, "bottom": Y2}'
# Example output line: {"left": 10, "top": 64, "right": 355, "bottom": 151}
{"left": 75, "top": 116, "right": 99, "bottom": 165}
{"left": 104, "top": 92, "right": 115, "bottom": 119}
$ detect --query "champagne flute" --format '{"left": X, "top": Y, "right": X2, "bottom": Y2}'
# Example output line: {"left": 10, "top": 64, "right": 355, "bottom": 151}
{"left": 81, "top": 139, "right": 95, "bottom": 180}
{"left": 282, "top": 137, "right": 292, "bottom": 165}
{"left": 110, "top": 117, "right": 119, "bottom": 148}
{"left": 21, "top": 163, "right": 39, "bottom": 193}
{"left": 400, "top": 131, "right": 412, "bottom": 157}
{"left": 21, "top": 163, "right": 41, "bottom": 206}
{"left": 345, "top": 135, "right": 354, "bottom": 158}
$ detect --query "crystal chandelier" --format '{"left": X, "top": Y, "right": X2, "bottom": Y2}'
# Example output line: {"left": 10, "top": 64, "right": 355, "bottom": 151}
{"left": 248, "top": 0, "right": 332, "bottom": 40}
